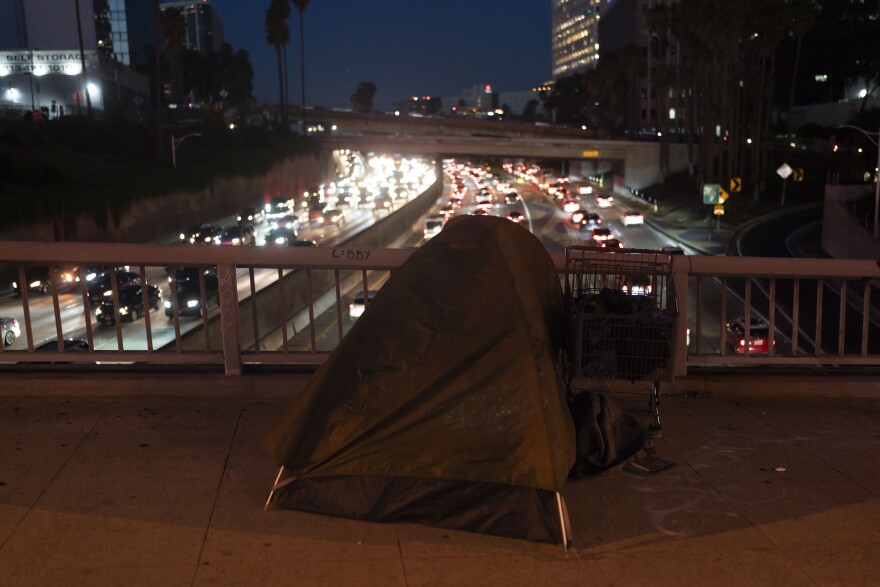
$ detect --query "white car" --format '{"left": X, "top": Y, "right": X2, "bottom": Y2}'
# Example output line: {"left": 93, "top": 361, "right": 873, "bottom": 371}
{"left": 596, "top": 194, "right": 613, "bottom": 208}
{"left": 622, "top": 211, "right": 644, "bottom": 226}
{"left": 349, "top": 290, "right": 378, "bottom": 319}
{"left": 1, "top": 317, "right": 21, "bottom": 346}
{"left": 424, "top": 215, "right": 444, "bottom": 238}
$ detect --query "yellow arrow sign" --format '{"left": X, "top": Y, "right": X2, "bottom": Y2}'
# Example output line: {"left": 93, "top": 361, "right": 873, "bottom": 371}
{"left": 793, "top": 168, "right": 804, "bottom": 182}
{"left": 730, "top": 177, "right": 742, "bottom": 192}
{"left": 718, "top": 187, "right": 730, "bottom": 203}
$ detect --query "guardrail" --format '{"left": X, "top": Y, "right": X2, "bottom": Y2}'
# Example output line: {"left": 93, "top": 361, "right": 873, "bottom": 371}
{"left": 0, "top": 243, "right": 878, "bottom": 376}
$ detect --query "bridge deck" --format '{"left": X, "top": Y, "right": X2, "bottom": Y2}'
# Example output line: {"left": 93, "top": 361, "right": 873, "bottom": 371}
{"left": 1, "top": 369, "right": 878, "bottom": 585}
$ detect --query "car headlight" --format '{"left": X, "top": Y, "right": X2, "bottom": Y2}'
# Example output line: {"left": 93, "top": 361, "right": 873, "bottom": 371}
{"left": 95, "top": 307, "right": 102, "bottom": 315}
{"left": 103, "top": 290, "right": 112, "bottom": 296}
{"left": 180, "top": 233, "right": 186, "bottom": 240}
{"left": 164, "top": 301, "right": 171, "bottom": 309}
{"left": 29, "top": 280, "right": 42, "bottom": 288}
{"left": 231, "top": 238, "right": 240, "bottom": 245}
{"left": 12, "top": 281, "right": 17, "bottom": 289}
{"left": 119, "top": 307, "right": 128, "bottom": 315}
{"left": 274, "top": 237, "right": 285, "bottom": 245}
{"left": 186, "top": 300, "right": 199, "bottom": 308}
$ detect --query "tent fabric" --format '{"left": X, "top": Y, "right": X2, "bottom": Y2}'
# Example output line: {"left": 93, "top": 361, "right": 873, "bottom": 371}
{"left": 264, "top": 215, "right": 576, "bottom": 543}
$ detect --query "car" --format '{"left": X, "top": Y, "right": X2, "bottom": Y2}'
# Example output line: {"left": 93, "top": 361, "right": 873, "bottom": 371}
{"left": 590, "top": 227, "right": 613, "bottom": 241}
{"left": 439, "top": 204, "right": 456, "bottom": 219}
{"left": 475, "top": 199, "right": 493, "bottom": 211}
{"left": 475, "top": 190, "right": 492, "bottom": 205}
{"left": 596, "top": 194, "right": 614, "bottom": 208}
{"left": 217, "top": 226, "right": 255, "bottom": 246}
{"left": 726, "top": 318, "right": 774, "bottom": 354}
{"left": 507, "top": 211, "right": 526, "bottom": 223}
{"left": 190, "top": 225, "right": 224, "bottom": 245}
{"left": 504, "top": 191, "right": 520, "bottom": 204}
{"left": 621, "top": 273, "right": 652, "bottom": 295}
{"left": 570, "top": 209, "right": 589, "bottom": 224}
{"left": 660, "top": 246, "right": 685, "bottom": 255}
{"left": 580, "top": 213, "right": 602, "bottom": 230}
{"left": 12, "top": 267, "right": 52, "bottom": 295}
{"left": 87, "top": 270, "right": 142, "bottom": 305}
{"left": 424, "top": 215, "right": 445, "bottom": 238}
{"left": 578, "top": 185, "right": 593, "bottom": 195}
{"left": 263, "top": 227, "right": 298, "bottom": 246}
{"left": 95, "top": 284, "right": 162, "bottom": 325}
{"left": 601, "top": 238, "right": 623, "bottom": 249}
{"left": 622, "top": 211, "right": 645, "bottom": 226}
{"left": 349, "top": 290, "right": 378, "bottom": 319}
{"left": 35, "top": 338, "right": 90, "bottom": 352}
{"left": 165, "top": 278, "right": 219, "bottom": 318}
{"left": 265, "top": 196, "right": 294, "bottom": 220}
{"left": 169, "top": 266, "right": 217, "bottom": 286}
{"left": 562, "top": 197, "right": 581, "bottom": 213}
{"left": 321, "top": 209, "right": 345, "bottom": 226}
{"left": 1, "top": 317, "right": 21, "bottom": 346}
{"left": 471, "top": 209, "right": 490, "bottom": 216}
{"left": 288, "top": 239, "right": 318, "bottom": 247}
{"left": 237, "top": 207, "right": 264, "bottom": 226}
{"left": 268, "top": 214, "right": 301, "bottom": 232}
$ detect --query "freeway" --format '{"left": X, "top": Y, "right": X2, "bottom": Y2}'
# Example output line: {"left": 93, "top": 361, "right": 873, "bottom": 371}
{"left": 0, "top": 152, "right": 436, "bottom": 355}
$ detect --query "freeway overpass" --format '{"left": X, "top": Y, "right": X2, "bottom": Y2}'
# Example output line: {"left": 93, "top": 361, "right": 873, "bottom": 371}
{"left": 308, "top": 110, "right": 690, "bottom": 190}
{"left": 321, "top": 133, "right": 690, "bottom": 191}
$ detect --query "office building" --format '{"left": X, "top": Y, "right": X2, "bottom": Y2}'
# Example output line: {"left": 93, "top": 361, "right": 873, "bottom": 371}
{"left": 552, "top": 0, "right": 603, "bottom": 78}
{"left": 160, "top": 1, "right": 225, "bottom": 56}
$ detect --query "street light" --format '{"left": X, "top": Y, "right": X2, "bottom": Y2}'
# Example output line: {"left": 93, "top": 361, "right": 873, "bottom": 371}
{"left": 171, "top": 132, "right": 202, "bottom": 168}
{"left": 836, "top": 124, "right": 880, "bottom": 239}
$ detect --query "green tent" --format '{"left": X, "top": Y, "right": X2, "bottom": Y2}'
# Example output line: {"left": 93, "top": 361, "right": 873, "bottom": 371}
{"left": 264, "top": 215, "right": 577, "bottom": 544}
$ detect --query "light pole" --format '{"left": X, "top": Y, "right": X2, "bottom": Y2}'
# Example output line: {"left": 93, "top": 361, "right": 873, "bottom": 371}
{"left": 171, "top": 132, "right": 202, "bottom": 168}
{"left": 836, "top": 124, "right": 880, "bottom": 239}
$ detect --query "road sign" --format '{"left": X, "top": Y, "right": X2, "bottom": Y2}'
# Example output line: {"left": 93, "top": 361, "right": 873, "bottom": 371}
{"left": 777, "top": 163, "right": 793, "bottom": 179}
{"left": 703, "top": 183, "right": 721, "bottom": 204}
{"left": 792, "top": 168, "right": 804, "bottom": 182}
{"left": 713, "top": 204, "right": 725, "bottom": 216}
{"left": 719, "top": 187, "right": 730, "bottom": 203}
{"left": 730, "top": 177, "right": 742, "bottom": 192}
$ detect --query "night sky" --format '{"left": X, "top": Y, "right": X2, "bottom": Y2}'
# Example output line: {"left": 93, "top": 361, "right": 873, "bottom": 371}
{"left": 210, "top": 0, "right": 552, "bottom": 110}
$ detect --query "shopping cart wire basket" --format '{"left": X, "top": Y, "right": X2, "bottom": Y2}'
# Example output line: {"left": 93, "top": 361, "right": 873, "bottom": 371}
{"left": 564, "top": 246, "right": 679, "bottom": 434}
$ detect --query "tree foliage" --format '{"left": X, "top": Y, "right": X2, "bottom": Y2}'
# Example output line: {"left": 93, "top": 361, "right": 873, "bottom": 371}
{"left": 351, "top": 82, "right": 377, "bottom": 113}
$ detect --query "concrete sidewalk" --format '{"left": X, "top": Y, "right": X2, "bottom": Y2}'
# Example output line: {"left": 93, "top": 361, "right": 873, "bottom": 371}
{"left": 1, "top": 370, "right": 879, "bottom": 586}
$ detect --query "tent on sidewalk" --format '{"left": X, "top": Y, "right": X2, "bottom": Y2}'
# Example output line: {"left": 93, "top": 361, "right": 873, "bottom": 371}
{"left": 263, "top": 215, "right": 576, "bottom": 545}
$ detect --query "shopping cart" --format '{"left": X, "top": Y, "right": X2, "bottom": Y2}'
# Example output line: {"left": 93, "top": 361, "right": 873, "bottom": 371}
{"left": 564, "top": 246, "right": 678, "bottom": 436}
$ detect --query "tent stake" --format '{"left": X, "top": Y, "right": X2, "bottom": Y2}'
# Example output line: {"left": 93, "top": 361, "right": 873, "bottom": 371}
{"left": 264, "top": 466, "right": 285, "bottom": 511}
{"left": 555, "top": 492, "right": 569, "bottom": 552}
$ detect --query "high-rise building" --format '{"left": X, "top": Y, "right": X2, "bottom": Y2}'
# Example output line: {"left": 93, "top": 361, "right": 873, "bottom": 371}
{"left": 552, "top": 0, "right": 603, "bottom": 78}
{"left": 160, "top": 1, "right": 225, "bottom": 56}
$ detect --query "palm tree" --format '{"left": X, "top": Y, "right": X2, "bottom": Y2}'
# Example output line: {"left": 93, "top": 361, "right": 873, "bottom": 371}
{"left": 291, "top": 0, "right": 310, "bottom": 133}
{"left": 265, "top": 0, "right": 290, "bottom": 127}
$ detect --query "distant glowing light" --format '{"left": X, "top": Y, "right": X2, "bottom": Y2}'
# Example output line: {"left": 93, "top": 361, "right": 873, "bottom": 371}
{"left": 747, "top": 138, "right": 752, "bottom": 144}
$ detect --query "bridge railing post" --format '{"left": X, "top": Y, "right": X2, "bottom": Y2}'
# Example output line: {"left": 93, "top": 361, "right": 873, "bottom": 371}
{"left": 217, "top": 263, "right": 242, "bottom": 375}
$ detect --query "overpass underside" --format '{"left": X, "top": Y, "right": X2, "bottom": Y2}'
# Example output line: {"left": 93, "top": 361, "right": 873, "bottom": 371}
{"left": 321, "top": 136, "right": 689, "bottom": 190}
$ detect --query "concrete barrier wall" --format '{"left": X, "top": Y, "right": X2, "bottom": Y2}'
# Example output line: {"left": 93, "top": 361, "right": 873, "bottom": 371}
{"left": 821, "top": 185, "right": 880, "bottom": 259}
{"left": 1, "top": 155, "right": 323, "bottom": 244}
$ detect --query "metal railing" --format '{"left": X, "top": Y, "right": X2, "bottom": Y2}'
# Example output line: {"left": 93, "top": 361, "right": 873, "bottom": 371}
{"left": 1, "top": 241, "right": 879, "bottom": 376}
